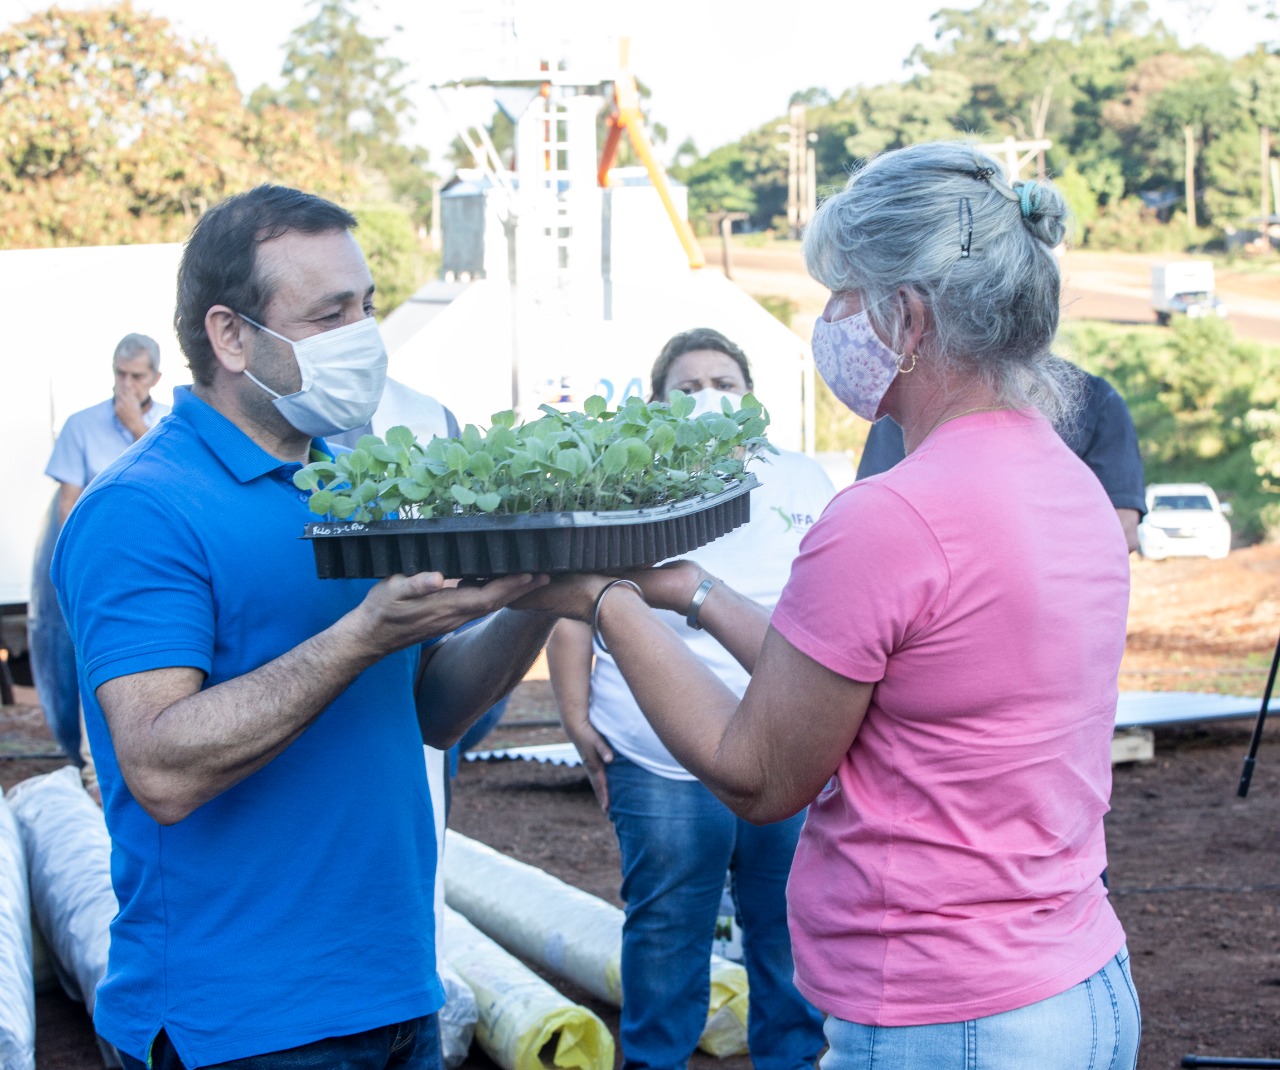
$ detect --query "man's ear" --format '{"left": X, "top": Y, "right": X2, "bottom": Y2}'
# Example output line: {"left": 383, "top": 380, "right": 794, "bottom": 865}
{"left": 205, "top": 306, "right": 249, "bottom": 374}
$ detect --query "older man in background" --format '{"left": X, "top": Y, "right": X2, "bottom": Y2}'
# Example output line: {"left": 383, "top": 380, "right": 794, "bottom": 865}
{"left": 32, "top": 333, "right": 170, "bottom": 770}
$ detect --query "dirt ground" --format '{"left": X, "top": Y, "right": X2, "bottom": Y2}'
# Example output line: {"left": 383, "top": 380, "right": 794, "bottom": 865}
{"left": 2, "top": 543, "right": 1278, "bottom": 1069}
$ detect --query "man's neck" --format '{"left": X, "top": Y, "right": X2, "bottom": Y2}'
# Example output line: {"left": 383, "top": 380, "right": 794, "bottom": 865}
{"left": 192, "top": 382, "right": 313, "bottom": 465}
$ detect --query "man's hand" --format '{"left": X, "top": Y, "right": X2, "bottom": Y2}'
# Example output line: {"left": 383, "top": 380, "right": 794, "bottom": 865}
{"left": 113, "top": 382, "right": 149, "bottom": 440}
{"left": 340, "top": 571, "right": 550, "bottom": 665}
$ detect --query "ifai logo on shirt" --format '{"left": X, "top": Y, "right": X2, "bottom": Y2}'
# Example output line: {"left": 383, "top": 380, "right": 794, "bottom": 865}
{"left": 772, "top": 506, "right": 819, "bottom": 535}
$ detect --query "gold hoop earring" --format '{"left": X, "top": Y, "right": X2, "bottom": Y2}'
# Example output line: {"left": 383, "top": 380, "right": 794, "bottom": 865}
{"left": 896, "top": 352, "right": 917, "bottom": 374}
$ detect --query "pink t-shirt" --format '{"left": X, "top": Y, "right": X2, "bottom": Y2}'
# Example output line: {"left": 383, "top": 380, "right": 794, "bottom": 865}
{"left": 771, "top": 408, "right": 1130, "bottom": 1027}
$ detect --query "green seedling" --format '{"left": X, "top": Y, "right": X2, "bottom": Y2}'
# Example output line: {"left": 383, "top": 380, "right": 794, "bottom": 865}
{"left": 293, "top": 392, "right": 775, "bottom": 522}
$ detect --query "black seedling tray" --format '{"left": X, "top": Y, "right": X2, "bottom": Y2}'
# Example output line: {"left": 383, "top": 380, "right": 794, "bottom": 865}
{"left": 304, "top": 475, "right": 758, "bottom": 580}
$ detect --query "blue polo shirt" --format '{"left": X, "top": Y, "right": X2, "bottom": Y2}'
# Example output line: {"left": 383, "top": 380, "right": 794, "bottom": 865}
{"left": 51, "top": 387, "right": 443, "bottom": 1066}
{"left": 45, "top": 397, "right": 170, "bottom": 488}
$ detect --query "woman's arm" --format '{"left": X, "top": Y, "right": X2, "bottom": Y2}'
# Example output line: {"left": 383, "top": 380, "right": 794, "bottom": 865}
{"left": 546, "top": 619, "right": 614, "bottom": 810}
{"left": 623, "top": 561, "right": 774, "bottom": 674}
{"left": 578, "top": 581, "right": 873, "bottom": 824}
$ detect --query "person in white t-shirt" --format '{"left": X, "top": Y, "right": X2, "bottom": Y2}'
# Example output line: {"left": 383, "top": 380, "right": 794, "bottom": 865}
{"left": 546, "top": 328, "right": 832, "bottom": 1070}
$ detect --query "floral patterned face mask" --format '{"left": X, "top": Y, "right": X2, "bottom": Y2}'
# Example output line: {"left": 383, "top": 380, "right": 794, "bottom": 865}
{"left": 810, "top": 310, "right": 902, "bottom": 422}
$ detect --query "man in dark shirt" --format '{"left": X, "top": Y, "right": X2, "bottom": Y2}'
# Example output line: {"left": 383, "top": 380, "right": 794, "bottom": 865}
{"left": 856, "top": 368, "right": 1146, "bottom": 551}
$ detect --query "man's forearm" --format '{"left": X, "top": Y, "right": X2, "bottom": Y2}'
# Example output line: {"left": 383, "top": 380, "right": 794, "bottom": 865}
{"left": 416, "top": 607, "right": 556, "bottom": 748}
{"left": 101, "top": 615, "right": 386, "bottom": 824}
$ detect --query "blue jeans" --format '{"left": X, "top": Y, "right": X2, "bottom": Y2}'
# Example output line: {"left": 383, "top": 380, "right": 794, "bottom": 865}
{"left": 116, "top": 1015, "right": 441, "bottom": 1070}
{"left": 605, "top": 755, "right": 824, "bottom": 1070}
{"left": 28, "top": 494, "right": 82, "bottom": 763}
{"left": 820, "top": 948, "right": 1141, "bottom": 1070}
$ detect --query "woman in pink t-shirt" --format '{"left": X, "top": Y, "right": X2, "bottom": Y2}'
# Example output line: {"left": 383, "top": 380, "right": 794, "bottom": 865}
{"left": 519, "top": 141, "right": 1140, "bottom": 1070}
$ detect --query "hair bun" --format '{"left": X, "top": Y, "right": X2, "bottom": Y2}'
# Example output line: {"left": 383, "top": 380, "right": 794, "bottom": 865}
{"left": 1013, "top": 179, "right": 1068, "bottom": 247}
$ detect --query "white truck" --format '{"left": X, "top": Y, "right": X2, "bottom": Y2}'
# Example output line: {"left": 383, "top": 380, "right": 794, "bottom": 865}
{"left": 1150, "top": 261, "right": 1228, "bottom": 326}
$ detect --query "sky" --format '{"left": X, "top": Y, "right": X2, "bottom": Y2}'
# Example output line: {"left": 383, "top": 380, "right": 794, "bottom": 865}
{"left": 1, "top": 0, "right": 1276, "bottom": 167}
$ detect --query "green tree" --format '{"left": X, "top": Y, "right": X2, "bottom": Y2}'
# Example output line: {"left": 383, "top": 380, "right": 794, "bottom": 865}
{"left": 673, "top": 126, "right": 787, "bottom": 231}
{"left": 356, "top": 204, "right": 436, "bottom": 316}
{"left": 1142, "top": 54, "right": 1246, "bottom": 226}
{"left": 253, "top": 0, "right": 434, "bottom": 226}
{"left": 257, "top": 0, "right": 410, "bottom": 163}
{"left": 0, "top": 1, "right": 350, "bottom": 247}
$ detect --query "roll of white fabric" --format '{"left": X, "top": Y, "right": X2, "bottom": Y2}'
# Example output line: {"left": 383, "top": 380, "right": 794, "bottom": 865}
{"left": 0, "top": 787, "right": 35, "bottom": 1070}
{"left": 443, "top": 905, "right": 614, "bottom": 1070}
{"left": 443, "top": 830, "right": 748, "bottom": 1055}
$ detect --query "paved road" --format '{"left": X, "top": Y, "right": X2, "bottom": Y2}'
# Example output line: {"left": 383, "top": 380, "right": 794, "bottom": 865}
{"left": 703, "top": 242, "right": 1280, "bottom": 345}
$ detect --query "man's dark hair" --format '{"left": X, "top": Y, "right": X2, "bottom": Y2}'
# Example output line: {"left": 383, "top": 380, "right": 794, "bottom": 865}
{"left": 649, "top": 327, "right": 753, "bottom": 401}
{"left": 175, "top": 185, "right": 358, "bottom": 386}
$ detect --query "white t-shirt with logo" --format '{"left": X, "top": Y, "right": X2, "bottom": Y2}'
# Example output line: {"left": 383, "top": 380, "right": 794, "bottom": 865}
{"left": 587, "top": 448, "right": 837, "bottom": 779}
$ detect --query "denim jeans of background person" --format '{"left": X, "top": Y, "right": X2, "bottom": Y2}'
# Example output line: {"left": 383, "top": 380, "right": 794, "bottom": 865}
{"left": 116, "top": 1015, "right": 441, "bottom": 1070}
{"left": 606, "top": 756, "right": 820, "bottom": 1070}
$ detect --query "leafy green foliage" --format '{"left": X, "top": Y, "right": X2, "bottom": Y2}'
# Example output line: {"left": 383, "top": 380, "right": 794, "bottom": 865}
{"left": 249, "top": 0, "right": 436, "bottom": 230}
{"left": 677, "top": 2, "right": 1278, "bottom": 240}
{"left": 353, "top": 204, "right": 436, "bottom": 316}
{"left": 293, "top": 393, "right": 775, "bottom": 523}
{"left": 0, "top": 2, "right": 353, "bottom": 248}
{"left": 1058, "top": 318, "right": 1280, "bottom": 543}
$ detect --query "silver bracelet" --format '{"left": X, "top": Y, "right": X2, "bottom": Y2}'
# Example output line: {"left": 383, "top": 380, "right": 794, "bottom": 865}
{"left": 591, "top": 579, "right": 644, "bottom": 654}
{"left": 685, "top": 578, "right": 717, "bottom": 630}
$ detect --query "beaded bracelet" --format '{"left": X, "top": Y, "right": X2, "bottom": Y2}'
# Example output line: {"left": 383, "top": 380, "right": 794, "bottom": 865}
{"left": 591, "top": 579, "right": 644, "bottom": 654}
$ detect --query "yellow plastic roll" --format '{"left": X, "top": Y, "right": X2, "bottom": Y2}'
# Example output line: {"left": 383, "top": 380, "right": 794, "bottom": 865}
{"left": 443, "top": 906, "right": 614, "bottom": 1070}
{"left": 444, "top": 830, "right": 748, "bottom": 1056}
{"left": 700, "top": 961, "right": 750, "bottom": 1056}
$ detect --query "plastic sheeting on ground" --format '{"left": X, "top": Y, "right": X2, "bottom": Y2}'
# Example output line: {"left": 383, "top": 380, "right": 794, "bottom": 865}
{"left": 443, "top": 906, "right": 613, "bottom": 1070}
{"left": 1114, "top": 690, "right": 1261, "bottom": 728}
{"left": 439, "top": 959, "right": 479, "bottom": 1069}
{"left": 443, "top": 830, "right": 748, "bottom": 1057}
{"left": 7, "top": 766, "right": 121, "bottom": 1068}
{"left": 0, "top": 787, "right": 35, "bottom": 1069}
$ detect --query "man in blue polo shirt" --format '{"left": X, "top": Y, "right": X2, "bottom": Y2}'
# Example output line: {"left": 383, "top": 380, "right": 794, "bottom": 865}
{"left": 52, "top": 185, "right": 554, "bottom": 1070}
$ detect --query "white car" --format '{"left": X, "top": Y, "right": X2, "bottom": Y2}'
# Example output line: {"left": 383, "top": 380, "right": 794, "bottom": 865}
{"left": 1137, "top": 483, "right": 1232, "bottom": 561}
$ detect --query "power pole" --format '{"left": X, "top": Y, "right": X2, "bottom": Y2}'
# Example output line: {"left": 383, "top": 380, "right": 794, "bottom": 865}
{"left": 1262, "top": 125, "right": 1272, "bottom": 241}
{"left": 1185, "top": 124, "right": 1197, "bottom": 233}
{"left": 788, "top": 103, "right": 805, "bottom": 238}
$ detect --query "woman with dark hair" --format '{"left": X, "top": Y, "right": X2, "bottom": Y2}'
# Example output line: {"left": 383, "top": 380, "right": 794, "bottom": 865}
{"left": 546, "top": 327, "right": 832, "bottom": 1070}
{"left": 521, "top": 142, "right": 1141, "bottom": 1070}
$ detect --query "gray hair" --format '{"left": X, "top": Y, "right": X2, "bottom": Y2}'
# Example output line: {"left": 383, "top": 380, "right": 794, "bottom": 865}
{"left": 113, "top": 333, "right": 160, "bottom": 372}
{"left": 803, "top": 140, "right": 1081, "bottom": 425}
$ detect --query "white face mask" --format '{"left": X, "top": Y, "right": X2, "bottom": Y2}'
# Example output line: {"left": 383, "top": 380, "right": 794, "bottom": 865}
{"left": 239, "top": 313, "right": 388, "bottom": 437}
{"left": 687, "top": 387, "right": 743, "bottom": 417}
{"left": 810, "top": 310, "right": 902, "bottom": 422}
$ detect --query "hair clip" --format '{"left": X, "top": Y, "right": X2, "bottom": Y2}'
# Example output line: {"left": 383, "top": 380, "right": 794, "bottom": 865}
{"left": 969, "top": 166, "right": 996, "bottom": 182}
{"left": 958, "top": 197, "right": 974, "bottom": 259}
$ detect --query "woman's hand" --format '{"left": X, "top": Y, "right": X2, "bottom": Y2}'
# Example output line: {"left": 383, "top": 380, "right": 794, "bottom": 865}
{"left": 509, "top": 573, "right": 614, "bottom": 621}
{"left": 611, "top": 560, "right": 707, "bottom": 615}
{"left": 563, "top": 716, "right": 614, "bottom": 812}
